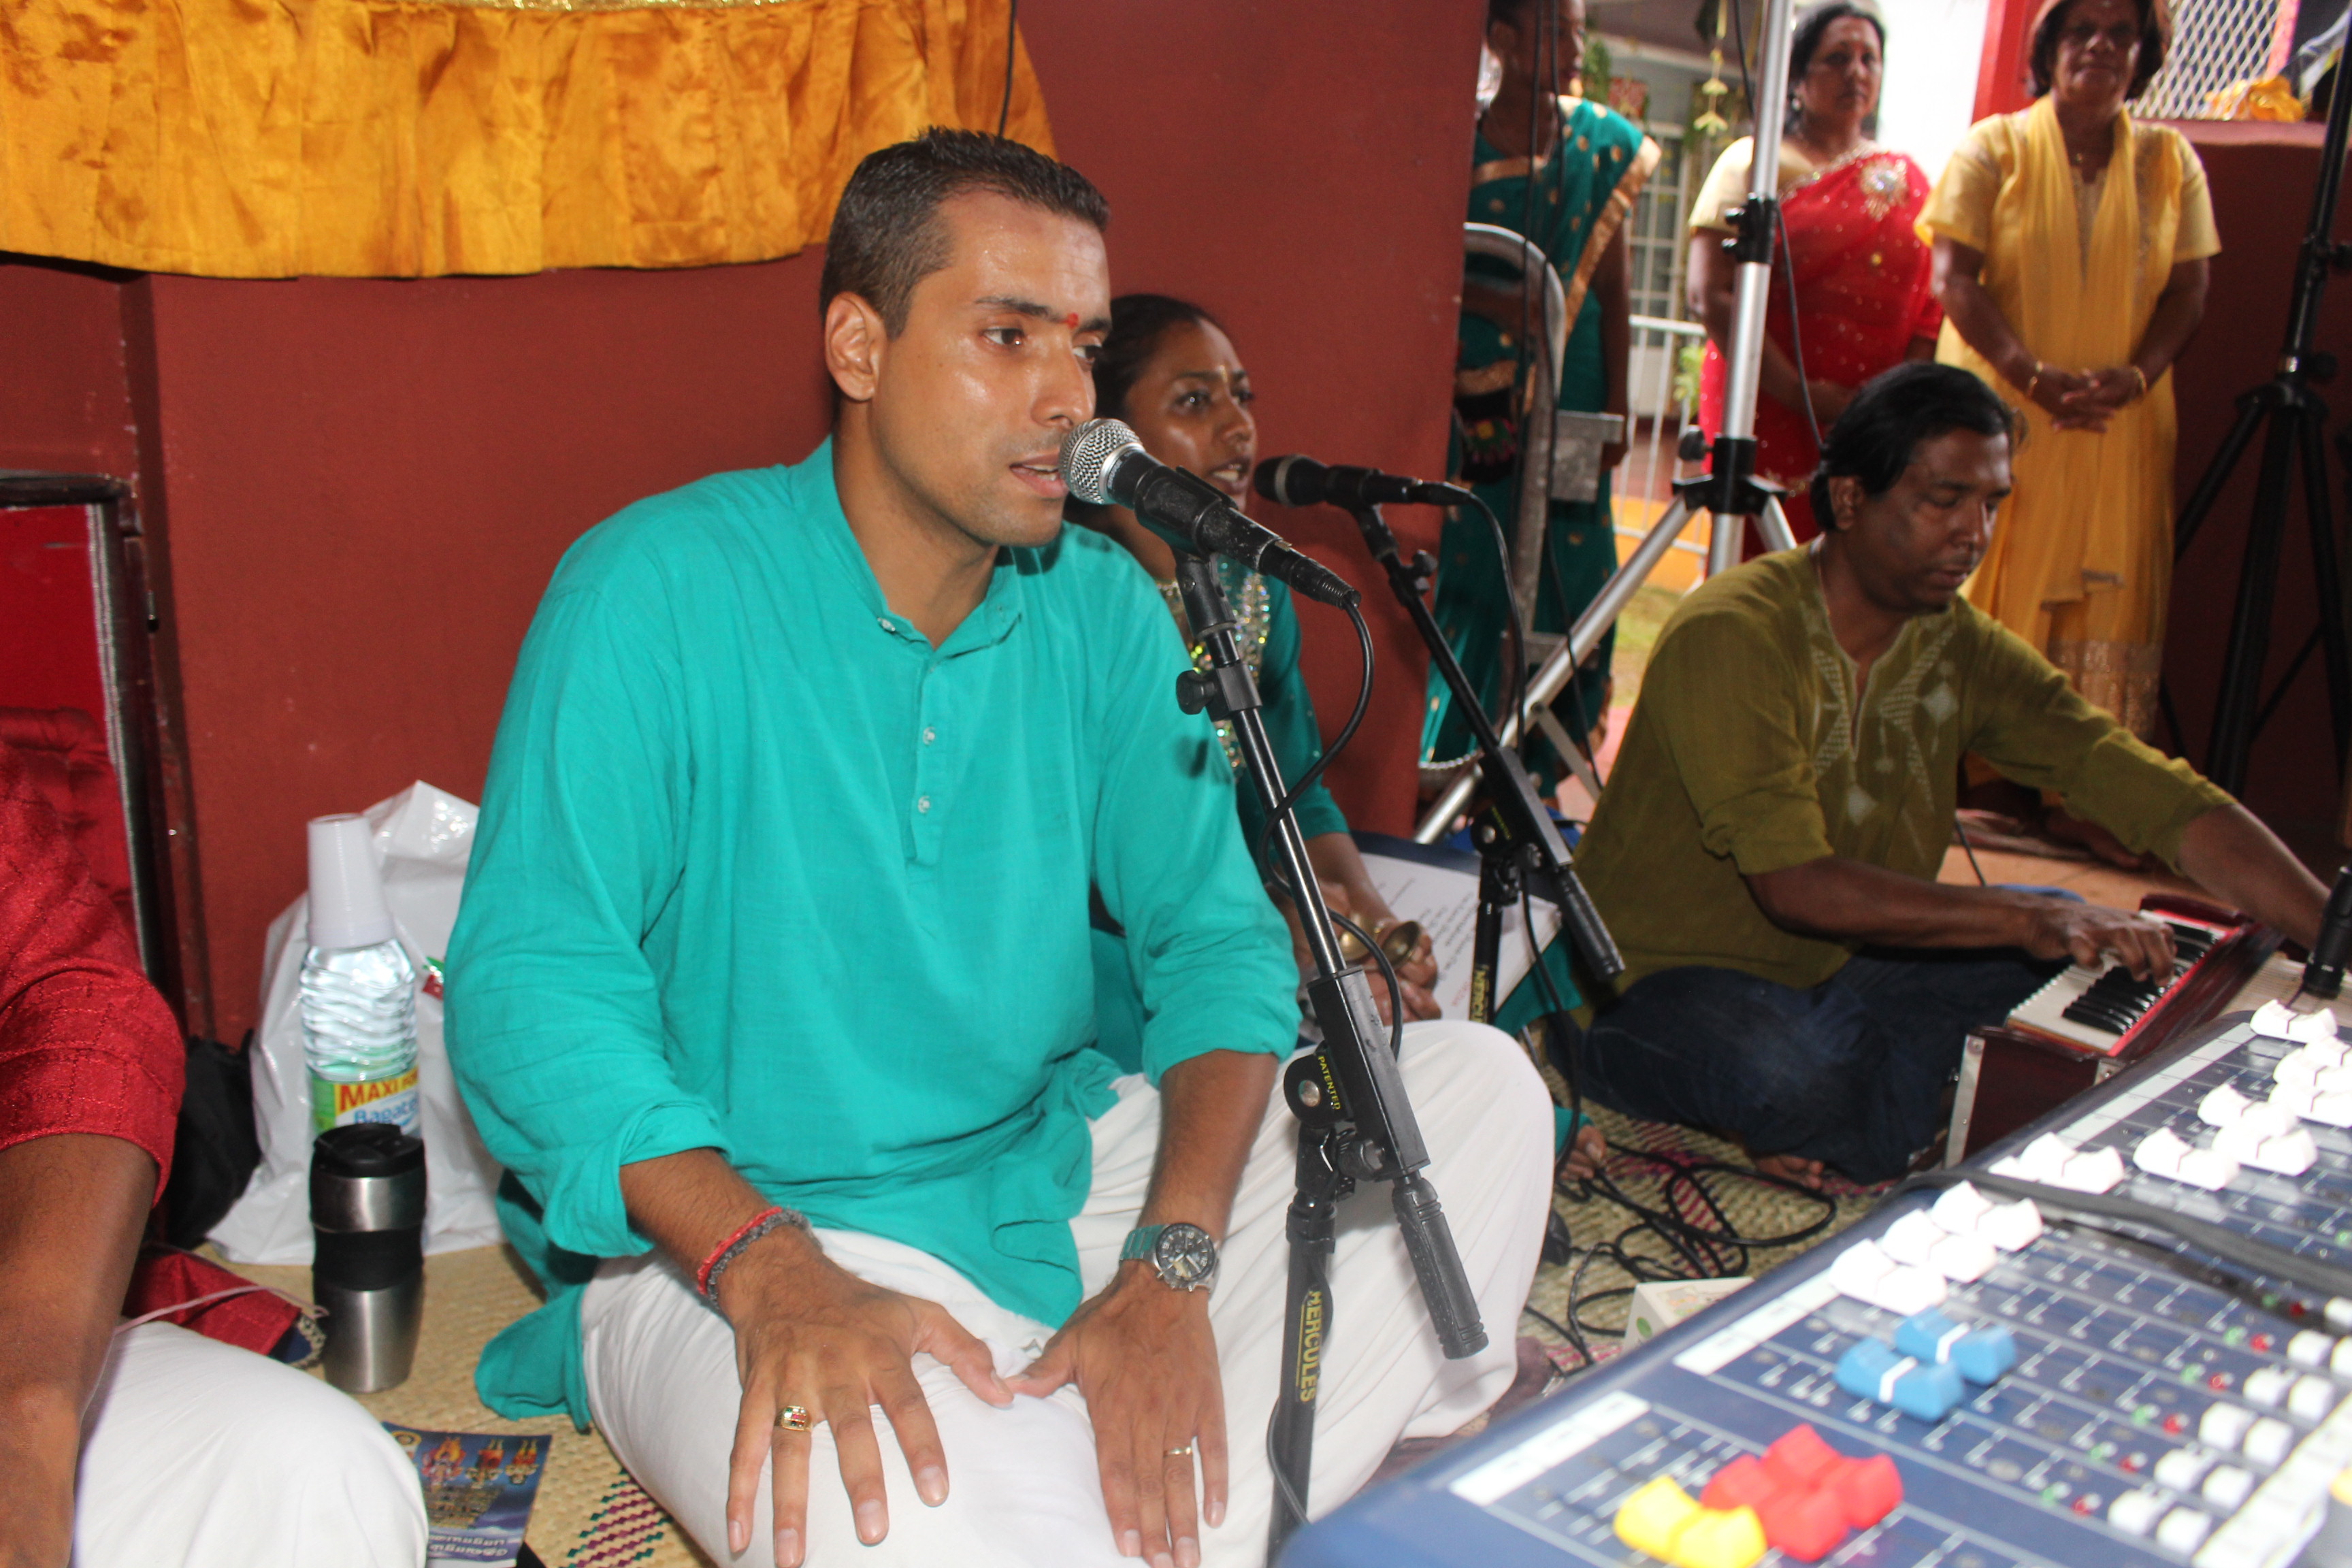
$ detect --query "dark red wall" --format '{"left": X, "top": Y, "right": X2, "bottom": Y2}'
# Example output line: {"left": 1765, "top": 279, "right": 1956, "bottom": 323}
{"left": 0, "top": 1, "right": 1484, "bottom": 1041}
{"left": 0, "top": 259, "right": 137, "bottom": 478}
{"left": 1023, "top": 3, "right": 1480, "bottom": 837}
{"left": 2163, "top": 122, "right": 2351, "bottom": 841}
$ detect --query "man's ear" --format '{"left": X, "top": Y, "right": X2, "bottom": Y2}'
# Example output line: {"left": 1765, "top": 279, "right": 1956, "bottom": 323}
{"left": 1826, "top": 474, "right": 1865, "bottom": 532}
{"left": 1487, "top": 18, "right": 1520, "bottom": 67}
{"left": 824, "top": 293, "right": 887, "bottom": 404}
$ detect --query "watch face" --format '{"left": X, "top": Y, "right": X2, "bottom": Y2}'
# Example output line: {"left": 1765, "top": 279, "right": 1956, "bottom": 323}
{"left": 1154, "top": 1223, "right": 1218, "bottom": 1288}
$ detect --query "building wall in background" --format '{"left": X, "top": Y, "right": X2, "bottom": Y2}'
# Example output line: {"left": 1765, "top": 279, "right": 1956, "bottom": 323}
{"left": 0, "top": 0, "right": 1484, "bottom": 1042}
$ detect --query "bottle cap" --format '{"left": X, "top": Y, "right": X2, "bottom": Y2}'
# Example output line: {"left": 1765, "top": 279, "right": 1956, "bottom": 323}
{"left": 307, "top": 814, "right": 395, "bottom": 949}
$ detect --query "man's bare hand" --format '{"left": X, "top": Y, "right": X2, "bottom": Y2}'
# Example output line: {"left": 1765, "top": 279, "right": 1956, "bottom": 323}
{"left": 1009, "top": 1266, "right": 1224, "bottom": 1568}
{"left": 2019, "top": 901, "right": 2175, "bottom": 983}
{"left": 1558, "top": 1120, "right": 1607, "bottom": 1182}
{"left": 713, "top": 1233, "right": 1009, "bottom": 1567}
{"left": 1291, "top": 882, "right": 1439, "bottom": 1025}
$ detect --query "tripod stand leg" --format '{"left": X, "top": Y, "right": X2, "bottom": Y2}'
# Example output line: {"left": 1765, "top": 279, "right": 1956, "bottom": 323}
{"left": 1757, "top": 495, "right": 1798, "bottom": 554}
{"left": 2176, "top": 391, "right": 2270, "bottom": 561}
{"left": 1415, "top": 497, "right": 1695, "bottom": 843}
{"left": 1269, "top": 1130, "right": 1343, "bottom": 1556}
{"left": 2208, "top": 412, "right": 2302, "bottom": 794}
{"left": 2299, "top": 410, "right": 2352, "bottom": 769}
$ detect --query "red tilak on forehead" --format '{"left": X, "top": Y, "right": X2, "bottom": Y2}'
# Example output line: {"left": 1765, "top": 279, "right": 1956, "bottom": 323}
{"left": 1065, "top": 312, "right": 1080, "bottom": 329}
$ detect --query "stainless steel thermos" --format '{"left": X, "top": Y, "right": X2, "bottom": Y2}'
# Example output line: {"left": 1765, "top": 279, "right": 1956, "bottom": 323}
{"left": 310, "top": 1123, "right": 425, "bottom": 1392}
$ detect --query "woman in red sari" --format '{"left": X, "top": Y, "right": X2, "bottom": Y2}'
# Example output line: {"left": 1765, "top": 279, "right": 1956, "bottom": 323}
{"left": 1686, "top": 0, "right": 1941, "bottom": 541}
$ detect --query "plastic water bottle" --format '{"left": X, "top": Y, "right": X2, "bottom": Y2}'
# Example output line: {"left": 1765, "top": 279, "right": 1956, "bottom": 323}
{"left": 299, "top": 814, "right": 421, "bottom": 1138}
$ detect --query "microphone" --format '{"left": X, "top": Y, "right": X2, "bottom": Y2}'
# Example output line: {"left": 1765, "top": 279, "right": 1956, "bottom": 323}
{"left": 1254, "top": 455, "right": 1475, "bottom": 513}
{"left": 1059, "top": 421, "right": 1359, "bottom": 608}
{"left": 2305, "top": 862, "right": 2352, "bottom": 999}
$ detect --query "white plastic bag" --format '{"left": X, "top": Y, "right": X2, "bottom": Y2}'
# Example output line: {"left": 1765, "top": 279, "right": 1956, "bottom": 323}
{"left": 209, "top": 781, "right": 506, "bottom": 1262}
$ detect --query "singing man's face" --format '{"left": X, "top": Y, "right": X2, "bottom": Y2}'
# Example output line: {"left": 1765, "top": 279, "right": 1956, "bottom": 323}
{"left": 861, "top": 191, "right": 1112, "bottom": 552}
{"left": 1830, "top": 427, "right": 2012, "bottom": 617}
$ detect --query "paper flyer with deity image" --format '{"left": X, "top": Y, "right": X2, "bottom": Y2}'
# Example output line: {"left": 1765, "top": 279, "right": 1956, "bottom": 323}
{"left": 385, "top": 1423, "right": 549, "bottom": 1567}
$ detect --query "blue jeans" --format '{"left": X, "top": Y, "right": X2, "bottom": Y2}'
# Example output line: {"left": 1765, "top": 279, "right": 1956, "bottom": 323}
{"left": 1558, "top": 949, "right": 2063, "bottom": 1182}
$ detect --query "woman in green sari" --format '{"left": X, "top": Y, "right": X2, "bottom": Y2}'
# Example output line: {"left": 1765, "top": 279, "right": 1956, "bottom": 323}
{"left": 1072, "top": 295, "right": 1442, "bottom": 1068}
{"left": 1428, "top": 0, "right": 1660, "bottom": 784}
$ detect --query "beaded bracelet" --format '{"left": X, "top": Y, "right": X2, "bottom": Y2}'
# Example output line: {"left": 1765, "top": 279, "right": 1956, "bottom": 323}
{"left": 697, "top": 1205, "right": 808, "bottom": 1301}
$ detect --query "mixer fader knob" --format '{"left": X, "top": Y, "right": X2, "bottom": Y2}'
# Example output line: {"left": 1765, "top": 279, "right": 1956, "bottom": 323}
{"left": 2199, "top": 1403, "right": 2256, "bottom": 1450}
{"left": 2244, "top": 1365, "right": 2296, "bottom": 1407}
{"left": 2291, "top": 1374, "right": 2339, "bottom": 1422}
{"left": 2242, "top": 1416, "right": 2296, "bottom": 1467}
{"left": 2107, "top": 1488, "right": 2166, "bottom": 1535}
{"left": 2155, "top": 1507, "right": 2213, "bottom": 1553}
{"left": 2200, "top": 1464, "right": 2255, "bottom": 1509}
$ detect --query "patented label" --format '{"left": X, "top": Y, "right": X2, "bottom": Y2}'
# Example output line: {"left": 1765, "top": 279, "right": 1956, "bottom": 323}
{"left": 311, "top": 1066, "right": 421, "bottom": 1137}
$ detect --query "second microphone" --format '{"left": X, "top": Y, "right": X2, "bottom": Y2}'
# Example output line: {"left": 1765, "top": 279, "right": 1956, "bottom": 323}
{"left": 1060, "top": 419, "right": 1360, "bottom": 609}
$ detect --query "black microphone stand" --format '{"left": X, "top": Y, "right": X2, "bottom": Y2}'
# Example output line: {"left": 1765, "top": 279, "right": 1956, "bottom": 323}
{"left": 1344, "top": 503, "right": 1624, "bottom": 1017}
{"left": 1161, "top": 552, "right": 1484, "bottom": 1557}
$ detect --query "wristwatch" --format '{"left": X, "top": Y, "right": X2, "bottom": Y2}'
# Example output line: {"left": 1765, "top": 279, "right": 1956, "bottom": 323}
{"left": 1120, "top": 1222, "right": 1220, "bottom": 1292}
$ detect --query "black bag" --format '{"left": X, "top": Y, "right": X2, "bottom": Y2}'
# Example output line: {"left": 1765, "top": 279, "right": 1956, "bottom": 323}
{"left": 162, "top": 1032, "right": 261, "bottom": 1248}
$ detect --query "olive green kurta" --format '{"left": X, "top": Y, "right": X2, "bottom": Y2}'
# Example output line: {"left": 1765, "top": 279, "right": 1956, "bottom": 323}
{"left": 1579, "top": 547, "right": 2230, "bottom": 994}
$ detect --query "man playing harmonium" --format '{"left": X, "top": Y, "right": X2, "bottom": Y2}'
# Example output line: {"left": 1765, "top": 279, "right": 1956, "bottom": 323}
{"left": 445, "top": 130, "right": 1550, "bottom": 1568}
{"left": 1562, "top": 362, "right": 2326, "bottom": 1189}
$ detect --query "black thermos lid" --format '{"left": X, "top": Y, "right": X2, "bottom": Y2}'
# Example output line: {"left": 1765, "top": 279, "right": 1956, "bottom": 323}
{"left": 312, "top": 1122, "right": 425, "bottom": 1179}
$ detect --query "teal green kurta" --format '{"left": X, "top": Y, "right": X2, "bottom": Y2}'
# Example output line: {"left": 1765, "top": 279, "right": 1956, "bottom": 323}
{"left": 446, "top": 444, "right": 1297, "bottom": 1424}
{"left": 1428, "top": 96, "right": 1656, "bottom": 784}
{"left": 1090, "top": 553, "right": 1345, "bottom": 1073}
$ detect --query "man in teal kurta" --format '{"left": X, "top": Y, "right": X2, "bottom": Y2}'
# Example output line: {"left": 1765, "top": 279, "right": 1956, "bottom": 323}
{"left": 446, "top": 131, "right": 1550, "bottom": 1568}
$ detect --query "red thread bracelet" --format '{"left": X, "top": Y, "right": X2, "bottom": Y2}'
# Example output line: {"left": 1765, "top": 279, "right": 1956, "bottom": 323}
{"left": 697, "top": 1205, "right": 786, "bottom": 1298}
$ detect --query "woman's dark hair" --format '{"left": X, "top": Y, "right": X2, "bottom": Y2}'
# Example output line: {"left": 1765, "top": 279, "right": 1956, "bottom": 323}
{"left": 1785, "top": 3, "right": 1886, "bottom": 135}
{"left": 1091, "top": 294, "right": 1226, "bottom": 424}
{"left": 2028, "top": 0, "right": 2169, "bottom": 101}
{"left": 821, "top": 129, "right": 1109, "bottom": 336}
{"left": 1809, "top": 363, "right": 2019, "bottom": 525}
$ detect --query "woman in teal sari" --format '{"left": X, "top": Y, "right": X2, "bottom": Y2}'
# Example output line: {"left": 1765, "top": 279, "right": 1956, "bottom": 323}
{"left": 1071, "top": 295, "right": 1443, "bottom": 1068}
{"left": 1428, "top": 0, "right": 1660, "bottom": 784}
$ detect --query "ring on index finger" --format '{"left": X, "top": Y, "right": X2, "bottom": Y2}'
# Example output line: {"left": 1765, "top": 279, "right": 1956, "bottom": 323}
{"left": 777, "top": 1405, "right": 815, "bottom": 1433}
{"left": 1166, "top": 1443, "right": 1194, "bottom": 1458}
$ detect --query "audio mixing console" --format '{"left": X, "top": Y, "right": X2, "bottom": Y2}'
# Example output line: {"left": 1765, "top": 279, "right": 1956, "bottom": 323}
{"left": 1286, "top": 1003, "right": 2352, "bottom": 1568}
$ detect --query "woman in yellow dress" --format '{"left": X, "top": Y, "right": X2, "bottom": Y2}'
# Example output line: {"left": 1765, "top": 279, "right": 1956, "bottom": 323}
{"left": 1922, "top": 0, "right": 2212, "bottom": 741}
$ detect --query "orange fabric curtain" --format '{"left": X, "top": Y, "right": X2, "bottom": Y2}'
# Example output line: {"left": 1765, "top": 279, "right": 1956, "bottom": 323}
{"left": 0, "top": 0, "right": 1051, "bottom": 278}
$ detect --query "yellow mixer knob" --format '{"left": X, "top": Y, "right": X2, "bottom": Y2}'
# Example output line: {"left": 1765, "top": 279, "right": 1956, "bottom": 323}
{"left": 1613, "top": 1477, "right": 1702, "bottom": 1560}
{"left": 1670, "top": 1506, "right": 1768, "bottom": 1568}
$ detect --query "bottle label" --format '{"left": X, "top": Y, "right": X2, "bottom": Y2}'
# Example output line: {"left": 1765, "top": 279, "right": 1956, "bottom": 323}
{"left": 311, "top": 1066, "right": 421, "bottom": 1137}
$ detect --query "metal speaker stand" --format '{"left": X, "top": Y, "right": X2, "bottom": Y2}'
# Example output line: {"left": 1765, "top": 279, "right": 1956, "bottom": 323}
{"left": 2175, "top": 68, "right": 2352, "bottom": 796}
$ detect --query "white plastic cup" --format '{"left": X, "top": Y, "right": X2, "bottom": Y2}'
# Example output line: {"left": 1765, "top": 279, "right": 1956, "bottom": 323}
{"left": 306, "top": 815, "right": 395, "bottom": 950}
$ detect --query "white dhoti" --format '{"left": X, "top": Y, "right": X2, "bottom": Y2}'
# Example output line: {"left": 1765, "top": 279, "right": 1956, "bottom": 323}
{"left": 581, "top": 1018, "right": 1552, "bottom": 1568}
{"left": 74, "top": 1320, "right": 429, "bottom": 1567}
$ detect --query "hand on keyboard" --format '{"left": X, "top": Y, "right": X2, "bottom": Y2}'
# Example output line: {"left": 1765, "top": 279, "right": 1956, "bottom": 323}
{"left": 2019, "top": 902, "right": 2175, "bottom": 982}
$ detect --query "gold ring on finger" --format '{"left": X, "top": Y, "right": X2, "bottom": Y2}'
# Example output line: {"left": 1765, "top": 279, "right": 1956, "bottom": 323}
{"left": 1166, "top": 1443, "right": 1194, "bottom": 1458}
{"left": 777, "top": 1405, "right": 815, "bottom": 1433}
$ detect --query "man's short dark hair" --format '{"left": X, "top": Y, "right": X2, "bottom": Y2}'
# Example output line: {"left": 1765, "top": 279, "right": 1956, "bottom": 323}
{"left": 820, "top": 129, "right": 1110, "bottom": 336}
{"left": 1809, "top": 363, "right": 2017, "bottom": 525}
{"left": 2028, "top": 0, "right": 2169, "bottom": 100}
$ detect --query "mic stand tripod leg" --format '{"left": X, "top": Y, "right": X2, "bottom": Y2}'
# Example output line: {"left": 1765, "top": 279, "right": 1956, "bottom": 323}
{"left": 1269, "top": 1126, "right": 1347, "bottom": 1544}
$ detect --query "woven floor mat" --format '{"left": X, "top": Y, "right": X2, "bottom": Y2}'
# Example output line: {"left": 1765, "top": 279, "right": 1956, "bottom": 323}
{"left": 1526, "top": 1102, "right": 1886, "bottom": 1373}
{"left": 215, "top": 1247, "right": 711, "bottom": 1568}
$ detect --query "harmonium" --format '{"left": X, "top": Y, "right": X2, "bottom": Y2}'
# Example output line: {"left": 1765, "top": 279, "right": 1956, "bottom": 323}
{"left": 1944, "top": 894, "right": 2294, "bottom": 1162}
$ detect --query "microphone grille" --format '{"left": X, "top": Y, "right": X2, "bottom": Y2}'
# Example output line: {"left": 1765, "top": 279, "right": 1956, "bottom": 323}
{"left": 1059, "top": 419, "right": 1141, "bottom": 506}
